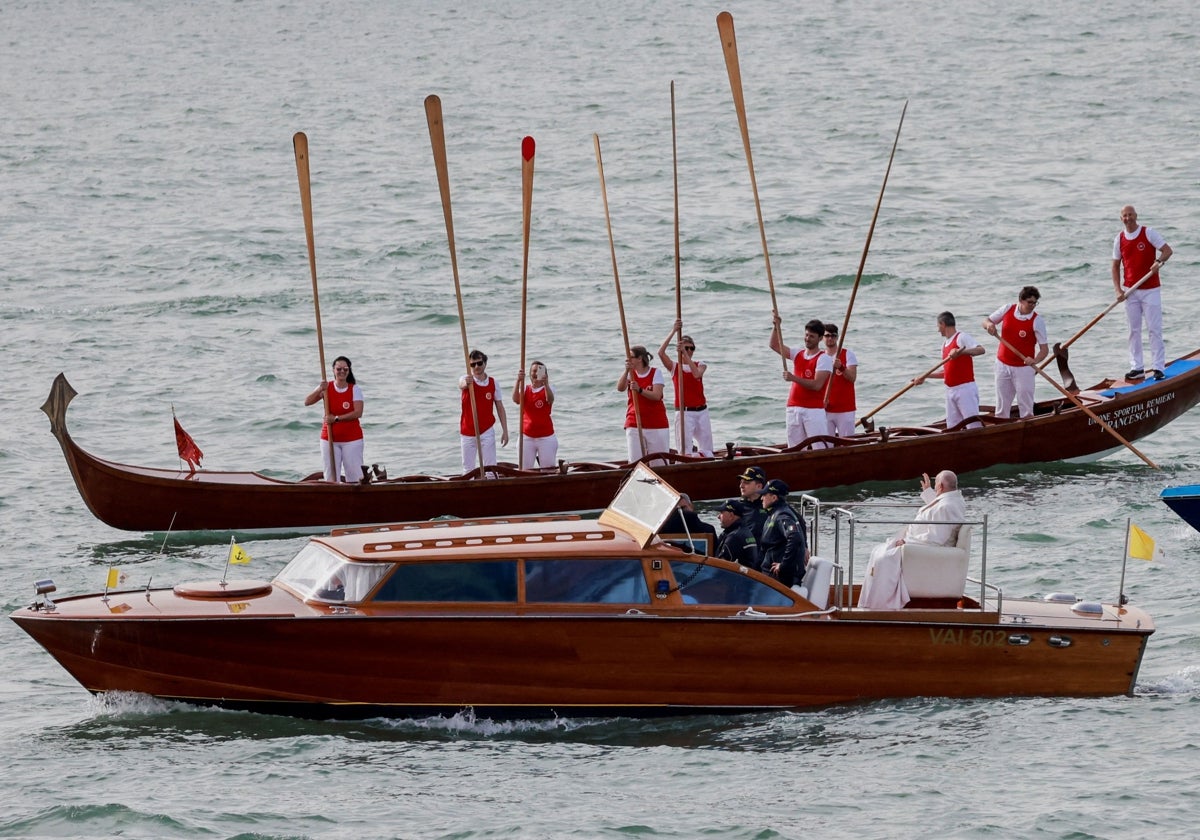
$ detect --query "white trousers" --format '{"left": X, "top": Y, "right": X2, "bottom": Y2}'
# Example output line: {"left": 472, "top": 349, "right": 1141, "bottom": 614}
{"left": 461, "top": 427, "right": 497, "bottom": 473}
{"left": 521, "top": 433, "right": 559, "bottom": 469}
{"left": 786, "top": 406, "right": 829, "bottom": 449}
{"left": 626, "top": 427, "right": 671, "bottom": 462}
{"left": 1125, "top": 287, "right": 1165, "bottom": 373}
{"left": 945, "top": 381, "right": 982, "bottom": 430}
{"left": 320, "top": 437, "right": 364, "bottom": 483}
{"left": 826, "top": 411, "right": 856, "bottom": 437}
{"left": 859, "top": 540, "right": 910, "bottom": 609}
{"left": 994, "top": 362, "right": 1036, "bottom": 419}
{"left": 674, "top": 409, "right": 715, "bottom": 457}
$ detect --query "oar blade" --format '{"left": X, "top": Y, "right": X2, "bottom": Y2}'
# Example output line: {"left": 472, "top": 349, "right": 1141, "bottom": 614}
{"left": 1053, "top": 342, "right": 1079, "bottom": 394}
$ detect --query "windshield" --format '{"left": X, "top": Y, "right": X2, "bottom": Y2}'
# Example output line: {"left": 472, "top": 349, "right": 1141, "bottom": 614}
{"left": 274, "top": 542, "right": 391, "bottom": 603}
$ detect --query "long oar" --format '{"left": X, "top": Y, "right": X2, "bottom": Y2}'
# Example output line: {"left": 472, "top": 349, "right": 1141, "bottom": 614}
{"left": 425, "top": 95, "right": 486, "bottom": 476}
{"left": 594, "top": 132, "right": 646, "bottom": 458}
{"left": 292, "top": 132, "right": 336, "bottom": 481}
{"left": 1037, "top": 261, "right": 1164, "bottom": 392}
{"left": 857, "top": 357, "right": 949, "bottom": 428}
{"left": 825, "top": 100, "right": 908, "bottom": 408}
{"left": 670, "top": 80, "right": 686, "bottom": 453}
{"left": 517, "top": 136, "right": 536, "bottom": 469}
{"left": 717, "top": 10, "right": 786, "bottom": 373}
{"left": 990, "top": 332, "right": 1158, "bottom": 469}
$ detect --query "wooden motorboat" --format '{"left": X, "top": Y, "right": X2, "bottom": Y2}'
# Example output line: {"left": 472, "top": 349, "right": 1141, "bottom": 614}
{"left": 11, "top": 465, "right": 1154, "bottom": 719}
{"left": 44, "top": 353, "right": 1200, "bottom": 532}
{"left": 1161, "top": 484, "right": 1200, "bottom": 533}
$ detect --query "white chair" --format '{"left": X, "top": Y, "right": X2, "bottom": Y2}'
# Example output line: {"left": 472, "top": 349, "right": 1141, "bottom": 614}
{"left": 899, "top": 524, "right": 972, "bottom": 599}
{"left": 792, "top": 556, "right": 834, "bottom": 609}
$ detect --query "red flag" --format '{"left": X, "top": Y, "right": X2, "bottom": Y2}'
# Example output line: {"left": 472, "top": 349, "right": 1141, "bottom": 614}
{"left": 174, "top": 416, "right": 204, "bottom": 472}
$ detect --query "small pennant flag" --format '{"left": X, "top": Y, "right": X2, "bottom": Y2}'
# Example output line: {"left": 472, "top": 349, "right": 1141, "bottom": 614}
{"left": 105, "top": 567, "right": 123, "bottom": 589}
{"left": 228, "top": 542, "right": 252, "bottom": 566}
{"left": 1128, "top": 524, "right": 1165, "bottom": 562}
{"left": 174, "top": 414, "right": 204, "bottom": 472}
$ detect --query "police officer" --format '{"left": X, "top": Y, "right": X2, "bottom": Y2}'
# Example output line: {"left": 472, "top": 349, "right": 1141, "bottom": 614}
{"left": 737, "top": 465, "right": 769, "bottom": 541}
{"left": 758, "top": 479, "right": 807, "bottom": 586}
{"left": 715, "top": 498, "right": 759, "bottom": 568}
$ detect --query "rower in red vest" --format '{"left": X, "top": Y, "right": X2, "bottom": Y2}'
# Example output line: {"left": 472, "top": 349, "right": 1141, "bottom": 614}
{"left": 617, "top": 344, "right": 670, "bottom": 462}
{"left": 511, "top": 360, "right": 558, "bottom": 469}
{"left": 303, "top": 355, "right": 365, "bottom": 482}
{"left": 458, "top": 349, "right": 509, "bottom": 474}
{"left": 821, "top": 322, "right": 858, "bottom": 437}
{"left": 657, "top": 319, "right": 714, "bottom": 457}
{"left": 769, "top": 315, "right": 833, "bottom": 449}
{"left": 915, "top": 312, "right": 985, "bottom": 430}
{"left": 982, "top": 286, "right": 1048, "bottom": 419}
{"left": 1111, "top": 204, "right": 1173, "bottom": 381}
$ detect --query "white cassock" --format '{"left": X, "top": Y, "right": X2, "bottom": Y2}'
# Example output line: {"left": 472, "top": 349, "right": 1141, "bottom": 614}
{"left": 859, "top": 488, "right": 968, "bottom": 609}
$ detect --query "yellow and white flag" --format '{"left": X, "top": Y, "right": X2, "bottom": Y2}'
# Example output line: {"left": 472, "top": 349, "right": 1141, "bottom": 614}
{"left": 105, "top": 567, "right": 124, "bottom": 589}
{"left": 1128, "top": 524, "right": 1165, "bottom": 562}
{"left": 228, "top": 541, "right": 252, "bottom": 566}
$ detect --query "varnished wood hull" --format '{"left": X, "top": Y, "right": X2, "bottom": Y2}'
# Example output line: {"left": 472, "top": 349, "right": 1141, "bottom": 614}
{"left": 12, "top": 595, "right": 1152, "bottom": 719}
{"left": 44, "top": 355, "right": 1200, "bottom": 531}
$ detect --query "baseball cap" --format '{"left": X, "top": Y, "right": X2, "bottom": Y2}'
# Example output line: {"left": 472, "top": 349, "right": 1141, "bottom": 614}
{"left": 738, "top": 466, "right": 766, "bottom": 483}
{"left": 720, "top": 498, "right": 751, "bottom": 516}
{"left": 763, "top": 479, "right": 790, "bottom": 497}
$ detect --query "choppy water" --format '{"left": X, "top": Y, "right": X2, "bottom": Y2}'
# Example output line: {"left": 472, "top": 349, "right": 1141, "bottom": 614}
{"left": 3, "top": 0, "right": 1200, "bottom": 837}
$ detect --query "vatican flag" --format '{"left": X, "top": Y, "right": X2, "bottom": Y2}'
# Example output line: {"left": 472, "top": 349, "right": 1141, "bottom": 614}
{"left": 1128, "top": 524, "right": 1165, "bottom": 562}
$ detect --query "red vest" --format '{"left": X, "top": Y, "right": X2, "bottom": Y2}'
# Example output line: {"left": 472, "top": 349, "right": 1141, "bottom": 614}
{"left": 825, "top": 349, "right": 855, "bottom": 413}
{"left": 1119, "top": 226, "right": 1160, "bottom": 290}
{"left": 521, "top": 386, "right": 555, "bottom": 437}
{"left": 788, "top": 350, "right": 825, "bottom": 408}
{"left": 671, "top": 364, "right": 707, "bottom": 409}
{"left": 625, "top": 368, "right": 669, "bottom": 429}
{"left": 996, "top": 305, "right": 1038, "bottom": 367}
{"left": 943, "top": 333, "right": 975, "bottom": 387}
{"left": 460, "top": 377, "right": 497, "bottom": 435}
{"left": 320, "top": 382, "right": 363, "bottom": 443}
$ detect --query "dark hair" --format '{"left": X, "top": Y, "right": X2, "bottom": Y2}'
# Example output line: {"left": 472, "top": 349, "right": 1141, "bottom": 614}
{"left": 469, "top": 349, "right": 488, "bottom": 364}
{"left": 333, "top": 355, "right": 356, "bottom": 385}
{"left": 1019, "top": 286, "right": 1040, "bottom": 302}
{"left": 805, "top": 319, "right": 825, "bottom": 336}
{"left": 823, "top": 323, "right": 838, "bottom": 336}
{"left": 937, "top": 311, "right": 956, "bottom": 327}
{"left": 629, "top": 345, "right": 651, "bottom": 363}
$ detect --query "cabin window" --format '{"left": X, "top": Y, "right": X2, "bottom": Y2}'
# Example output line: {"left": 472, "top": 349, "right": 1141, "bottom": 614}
{"left": 275, "top": 543, "right": 390, "bottom": 603}
{"left": 524, "top": 558, "right": 651, "bottom": 604}
{"left": 668, "top": 561, "right": 795, "bottom": 607}
{"left": 373, "top": 560, "right": 518, "bottom": 603}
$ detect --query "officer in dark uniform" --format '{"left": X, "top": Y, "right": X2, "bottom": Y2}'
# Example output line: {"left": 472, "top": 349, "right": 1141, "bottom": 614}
{"left": 715, "top": 498, "right": 759, "bottom": 568}
{"left": 737, "top": 465, "right": 769, "bottom": 541}
{"left": 758, "top": 478, "right": 807, "bottom": 586}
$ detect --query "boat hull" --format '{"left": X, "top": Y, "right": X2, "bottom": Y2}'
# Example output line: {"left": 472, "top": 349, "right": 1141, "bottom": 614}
{"left": 12, "top": 604, "right": 1151, "bottom": 719}
{"left": 44, "top": 354, "right": 1200, "bottom": 531}
{"left": 1161, "top": 485, "right": 1200, "bottom": 533}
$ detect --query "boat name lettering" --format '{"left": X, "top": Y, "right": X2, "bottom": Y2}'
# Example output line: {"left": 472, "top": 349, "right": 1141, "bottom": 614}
{"left": 930, "top": 628, "right": 1008, "bottom": 647}
{"left": 1088, "top": 394, "right": 1173, "bottom": 429}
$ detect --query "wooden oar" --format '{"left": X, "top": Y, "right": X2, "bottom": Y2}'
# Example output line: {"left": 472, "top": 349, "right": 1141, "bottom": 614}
{"left": 517, "top": 135, "right": 536, "bottom": 469}
{"left": 857, "top": 357, "right": 949, "bottom": 428}
{"left": 825, "top": 100, "right": 908, "bottom": 408}
{"left": 990, "top": 332, "right": 1159, "bottom": 469}
{"left": 670, "top": 81, "right": 686, "bottom": 453}
{"left": 1037, "top": 260, "right": 1164, "bottom": 393}
{"left": 593, "top": 132, "right": 646, "bottom": 458}
{"left": 717, "top": 11, "right": 786, "bottom": 373}
{"left": 425, "top": 95, "right": 486, "bottom": 476}
{"left": 292, "top": 132, "right": 336, "bottom": 482}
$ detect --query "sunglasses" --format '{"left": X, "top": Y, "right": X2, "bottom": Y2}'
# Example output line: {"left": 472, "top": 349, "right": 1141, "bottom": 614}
{"left": 683, "top": 345, "right": 695, "bottom": 352}
{"left": 471, "top": 361, "right": 486, "bottom": 368}
{"left": 333, "top": 366, "right": 349, "bottom": 372}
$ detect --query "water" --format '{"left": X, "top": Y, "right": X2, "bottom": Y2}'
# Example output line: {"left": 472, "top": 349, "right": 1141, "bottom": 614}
{"left": 3, "top": 0, "right": 1200, "bottom": 836}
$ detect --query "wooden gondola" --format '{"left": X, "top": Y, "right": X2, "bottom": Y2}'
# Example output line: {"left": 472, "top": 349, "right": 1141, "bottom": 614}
{"left": 43, "top": 353, "right": 1200, "bottom": 532}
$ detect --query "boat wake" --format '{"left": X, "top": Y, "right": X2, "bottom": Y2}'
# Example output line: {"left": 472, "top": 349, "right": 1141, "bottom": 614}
{"left": 1137, "top": 665, "right": 1200, "bottom": 697}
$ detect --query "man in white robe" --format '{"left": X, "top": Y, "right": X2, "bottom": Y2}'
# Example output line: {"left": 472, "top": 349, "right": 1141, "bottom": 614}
{"left": 859, "top": 470, "right": 968, "bottom": 609}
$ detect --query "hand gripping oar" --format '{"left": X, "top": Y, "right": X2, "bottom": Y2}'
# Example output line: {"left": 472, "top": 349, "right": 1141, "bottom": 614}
{"left": 1037, "top": 260, "right": 1165, "bottom": 393}
{"left": 857, "top": 357, "right": 949, "bottom": 429}
{"left": 425, "top": 95, "right": 486, "bottom": 476}
{"left": 717, "top": 11, "right": 786, "bottom": 373}
{"left": 292, "top": 132, "right": 336, "bottom": 482}
{"left": 991, "top": 332, "right": 1159, "bottom": 469}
